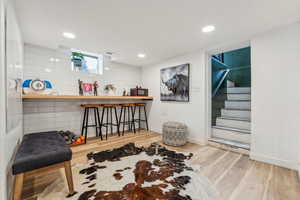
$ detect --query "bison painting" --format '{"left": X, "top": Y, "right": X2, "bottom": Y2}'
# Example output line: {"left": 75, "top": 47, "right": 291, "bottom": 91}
{"left": 160, "top": 63, "right": 189, "bottom": 101}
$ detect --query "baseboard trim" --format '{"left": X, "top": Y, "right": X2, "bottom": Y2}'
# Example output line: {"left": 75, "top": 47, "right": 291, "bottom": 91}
{"left": 150, "top": 130, "right": 207, "bottom": 146}
{"left": 250, "top": 153, "right": 298, "bottom": 170}
{"left": 188, "top": 138, "right": 207, "bottom": 146}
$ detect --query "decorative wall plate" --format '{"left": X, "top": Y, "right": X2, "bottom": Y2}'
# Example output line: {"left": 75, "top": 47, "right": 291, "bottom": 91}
{"left": 23, "top": 79, "right": 53, "bottom": 94}
{"left": 30, "top": 79, "right": 45, "bottom": 91}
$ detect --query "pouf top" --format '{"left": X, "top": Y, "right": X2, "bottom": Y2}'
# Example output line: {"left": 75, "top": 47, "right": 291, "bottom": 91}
{"left": 163, "top": 121, "right": 187, "bottom": 129}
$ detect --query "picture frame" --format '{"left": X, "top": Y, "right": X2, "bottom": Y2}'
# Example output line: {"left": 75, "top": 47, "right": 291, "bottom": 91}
{"left": 160, "top": 63, "right": 190, "bottom": 102}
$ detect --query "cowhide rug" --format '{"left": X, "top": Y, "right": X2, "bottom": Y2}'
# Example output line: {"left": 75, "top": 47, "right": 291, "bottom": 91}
{"left": 37, "top": 143, "right": 220, "bottom": 200}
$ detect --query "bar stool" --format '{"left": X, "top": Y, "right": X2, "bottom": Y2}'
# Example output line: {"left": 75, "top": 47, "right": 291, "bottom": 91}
{"left": 80, "top": 104, "right": 102, "bottom": 143}
{"left": 100, "top": 104, "right": 120, "bottom": 140}
{"left": 119, "top": 104, "right": 136, "bottom": 135}
{"left": 133, "top": 103, "right": 149, "bottom": 131}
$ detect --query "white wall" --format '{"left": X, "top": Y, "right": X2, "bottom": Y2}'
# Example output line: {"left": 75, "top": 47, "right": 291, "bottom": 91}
{"left": 250, "top": 22, "right": 300, "bottom": 170}
{"left": 142, "top": 22, "right": 300, "bottom": 170}
{"left": 142, "top": 51, "right": 207, "bottom": 144}
{"left": 23, "top": 44, "right": 143, "bottom": 136}
{"left": 0, "top": 0, "right": 23, "bottom": 199}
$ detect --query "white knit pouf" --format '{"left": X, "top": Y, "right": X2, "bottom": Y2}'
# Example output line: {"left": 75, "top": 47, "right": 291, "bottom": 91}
{"left": 162, "top": 121, "right": 187, "bottom": 146}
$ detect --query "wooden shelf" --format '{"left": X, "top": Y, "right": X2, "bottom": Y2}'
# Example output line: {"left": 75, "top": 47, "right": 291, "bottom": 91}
{"left": 22, "top": 94, "right": 153, "bottom": 100}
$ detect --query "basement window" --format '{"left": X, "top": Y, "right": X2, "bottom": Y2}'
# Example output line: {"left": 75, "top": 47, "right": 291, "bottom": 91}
{"left": 71, "top": 50, "right": 103, "bottom": 75}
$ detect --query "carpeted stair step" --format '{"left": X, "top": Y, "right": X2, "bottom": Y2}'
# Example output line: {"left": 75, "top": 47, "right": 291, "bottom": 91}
{"left": 216, "top": 117, "right": 251, "bottom": 130}
{"left": 221, "top": 108, "right": 251, "bottom": 119}
{"left": 227, "top": 93, "right": 251, "bottom": 101}
{"left": 226, "top": 87, "right": 251, "bottom": 94}
{"left": 225, "top": 100, "right": 251, "bottom": 110}
{"left": 208, "top": 137, "right": 250, "bottom": 150}
{"left": 212, "top": 126, "right": 251, "bottom": 144}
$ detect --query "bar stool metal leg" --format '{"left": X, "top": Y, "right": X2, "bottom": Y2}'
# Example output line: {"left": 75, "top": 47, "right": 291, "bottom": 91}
{"left": 84, "top": 108, "right": 89, "bottom": 144}
{"left": 139, "top": 106, "right": 141, "bottom": 130}
{"left": 130, "top": 106, "right": 136, "bottom": 133}
{"left": 96, "top": 108, "right": 103, "bottom": 140}
{"left": 143, "top": 105, "right": 149, "bottom": 131}
{"left": 93, "top": 108, "right": 98, "bottom": 137}
{"left": 128, "top": 107, "right": 132, "bottom": 131}
{"left": 110, "top": 107, "right": 113, "bottom": 136}
{"left": 106, "top": 107, "right": 109, "bottom": 140}
{"left": 119, "top": 106, "right": 123, "bottom": 135}
{"left": 81, "top": 108, "right": 87, "bottom": 136}
{"left": 122, "top": 107, "right": 126, "bottom": 135}
{"left": 114, "top": 107, "right": 120, "bottom": 136}
{"left": 100, "top": 107, "right": 105, "bottom": 140}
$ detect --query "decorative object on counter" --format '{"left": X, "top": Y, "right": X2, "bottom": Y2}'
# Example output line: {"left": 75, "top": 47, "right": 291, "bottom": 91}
{"left": 122, "top": 88, "right": 126, "bottom": 96}
{"left": 161, "top": 63, "right": 190, "bottom": 102}
{"left": 78, "top": 79, "right": 83, "bottom": 96}
{"left": 162, "top": 121, "right": 188, "bottom": 146}
{"left": 104, "top": 84, "right": 116, "bottom": 96}
{"left": 130, "top": 88, "right": 148, "bottom": 96}
{"left": 22, "top": 79, "right": 53, "bottom": 94}
{"left": 58, "top": 130, "right": 85, "bottom": 145}
{"left": 82, "top": 83, "right": 94, "bottom": 96}
{"left": 93, "top": 81, "right": 99, "bottom": 96}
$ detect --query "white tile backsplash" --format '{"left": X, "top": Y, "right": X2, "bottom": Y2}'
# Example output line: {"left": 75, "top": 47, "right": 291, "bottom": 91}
{"left": 23, "top": 44, "right": 144, "bottom": 136}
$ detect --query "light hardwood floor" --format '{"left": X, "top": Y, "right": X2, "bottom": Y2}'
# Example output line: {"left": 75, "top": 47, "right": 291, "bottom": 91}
{"left": 22, "top": 131, "right": 300, "bottom": 200}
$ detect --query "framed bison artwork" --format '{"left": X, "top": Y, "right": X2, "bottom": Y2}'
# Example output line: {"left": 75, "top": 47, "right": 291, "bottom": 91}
{"left": 160, "top": 63, "right": 190, "bottom": 102}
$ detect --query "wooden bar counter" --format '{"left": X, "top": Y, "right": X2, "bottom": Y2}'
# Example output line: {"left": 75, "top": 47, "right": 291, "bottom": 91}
{"left": 22, "top": 94, "right": 152, "bottom": 137}
{"left": 22, "top": 94, "right": 153, "bottom": 100}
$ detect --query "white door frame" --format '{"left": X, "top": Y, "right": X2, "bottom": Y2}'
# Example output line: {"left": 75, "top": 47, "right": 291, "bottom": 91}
{"left": 204, "top": 40, "right": 251, "bottom": 140}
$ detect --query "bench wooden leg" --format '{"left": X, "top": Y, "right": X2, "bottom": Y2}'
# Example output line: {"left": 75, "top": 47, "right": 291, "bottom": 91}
{"left": 13, "top": 173, "right": 24, "bottom": 200}
{"left": 64, "top": 161, "right": 75, "bottom": 195}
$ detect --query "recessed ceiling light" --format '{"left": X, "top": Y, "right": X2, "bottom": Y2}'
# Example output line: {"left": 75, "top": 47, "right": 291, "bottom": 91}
{"left": 45, "top": 68, "right": 52, "bottom": 73}
{"left": 49, "top": 58, "right": 60, "bottom": 62}
{"left": 137, "top": 53, "right": 146, "bottom": 58}
{"left": 104, "top": 67, "right": 110, "bottom": 71}
{"left": 202, "top": 25, "right": 215, "bottom": 33}
{"left": 63, "top": 32, "right": 76, "bottom": 39}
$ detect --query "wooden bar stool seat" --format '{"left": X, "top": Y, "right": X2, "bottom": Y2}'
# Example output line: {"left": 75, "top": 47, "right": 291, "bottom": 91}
{"left": 133, "top": 103, "right": 149, "bottom": 131}
{"left": 99, "top": 104, "right": 120, "bottom": 139}
{"left": 80, "top": 104, "right": 102, "bottom": 143}
{"left": 121, "top": 103, "right": 135, "bottom": 107}
{"left": 102, "top": 104, "right": 118, "bottom": 107}
{"left": 80, "top": 104, "right": 102, "bottom": 108}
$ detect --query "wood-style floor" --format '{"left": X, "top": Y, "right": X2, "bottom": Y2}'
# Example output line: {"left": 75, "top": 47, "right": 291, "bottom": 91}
{"left": 22, "top": 131, "right": 300, "bottom": 200}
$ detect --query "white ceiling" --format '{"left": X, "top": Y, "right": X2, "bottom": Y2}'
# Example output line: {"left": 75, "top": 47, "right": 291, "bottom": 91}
{"left": 15, "top": 0, "right": 300, "bottom": 66}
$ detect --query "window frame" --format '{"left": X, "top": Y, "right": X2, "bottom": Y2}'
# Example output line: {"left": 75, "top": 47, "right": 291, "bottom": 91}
{"left": 71, "top": 49, "right": 103, "bottom": 75}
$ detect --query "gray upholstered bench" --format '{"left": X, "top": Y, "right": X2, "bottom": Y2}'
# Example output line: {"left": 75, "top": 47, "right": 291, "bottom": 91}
{"left": 12, "top": 131, "right": 75, "bottom": 200}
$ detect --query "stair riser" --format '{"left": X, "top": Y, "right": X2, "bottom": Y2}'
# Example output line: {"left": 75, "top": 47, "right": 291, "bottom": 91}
{"left": 227, "top": 94, "right": 251, "bottom": 101}
{"left": 212, "top": 128, "right": 251, "bottom": 144}
{"left": 216, "top": 118, "right": 251, "bottom": 130}
{"left": 221, "top": 109, "right": 251, "bottom": 119}
{"left": 225, "top": 101, "right": 251, "bottom": 110}
{"left": 226, "top": 87, "right": 251, "bottom": 94}
{"left": 227, "top": 80, "right": 235, "bottom": 88}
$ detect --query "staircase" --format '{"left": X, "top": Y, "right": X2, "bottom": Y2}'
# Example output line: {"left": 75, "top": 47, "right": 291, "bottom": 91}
{"left": 210, "top": 86, "right": 251, "bottom": 150}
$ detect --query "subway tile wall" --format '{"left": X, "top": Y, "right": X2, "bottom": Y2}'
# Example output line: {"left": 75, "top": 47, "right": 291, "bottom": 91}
{"left": 23, "top": 44, "right": 144, "bottom": 136}
{"left": 23, "top": 99, "right": 144, "bottom": 136}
